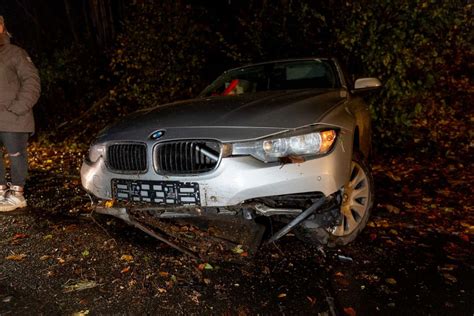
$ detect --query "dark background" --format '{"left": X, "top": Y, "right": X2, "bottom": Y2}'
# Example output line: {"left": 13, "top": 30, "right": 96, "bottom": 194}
{"left": 0, "top": 2, "right": 472, "bottom": 314}
{"left": 0, "top": 0, "right": 472, "bottom": 151}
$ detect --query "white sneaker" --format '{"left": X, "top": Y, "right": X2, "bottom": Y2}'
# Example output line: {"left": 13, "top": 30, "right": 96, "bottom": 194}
{"left": 0, "top": 186, "right": 7, "bottom": 202}
{"left": 0, "top": 193, "right": 27, "bottom": 212}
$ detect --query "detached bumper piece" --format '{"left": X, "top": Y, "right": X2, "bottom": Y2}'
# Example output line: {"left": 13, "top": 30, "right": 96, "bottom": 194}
{"left": 94, "top": 192, "right": 341, "bottom": 257}
{"left": 95, "top": 207, "right": 198, "bottom": 258}
{"left": 95, "top": 204, "right": 266, "bottom": 259}
{"left": 266, "top": 198, "right": 325, "bottom": 244}
{"left": 266, "top": 193, "right": 341, "bottom": 244}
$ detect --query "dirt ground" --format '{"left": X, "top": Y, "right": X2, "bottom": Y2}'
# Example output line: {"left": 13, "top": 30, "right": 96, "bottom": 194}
{"left": 0, "top": 143, "right": 472, "bottom": 315}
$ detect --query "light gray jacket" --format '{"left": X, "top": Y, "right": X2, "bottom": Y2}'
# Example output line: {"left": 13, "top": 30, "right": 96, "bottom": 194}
{"left": 0, "top": 33, "right": 41, "bottom": 133}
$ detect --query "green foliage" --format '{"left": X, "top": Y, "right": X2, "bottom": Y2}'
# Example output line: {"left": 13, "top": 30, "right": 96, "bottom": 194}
{"left": 330, "top": 0, "right": 473, "bottom": 144}
{"left": 217, "top": 0, "right": 472, "bottom": 147}
{"left": 217, "top": 1, "right": 329, "bottom": 61}
{"left": 37, "top": 43, "right": 101, "bottom": 128}
{"left": 109, "top": 1, "right": 211, "bottom": 111}
{"left": 35, "top": 0, "right": 471, "bottom": 150}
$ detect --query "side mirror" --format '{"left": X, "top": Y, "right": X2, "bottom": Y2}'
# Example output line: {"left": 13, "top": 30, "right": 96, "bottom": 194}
{"left": 352, "top": 78, "right": 382, "bottom": 93}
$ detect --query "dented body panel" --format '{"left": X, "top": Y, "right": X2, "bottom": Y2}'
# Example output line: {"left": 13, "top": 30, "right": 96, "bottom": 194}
{"left": 81, "top": 126, "right": 352, "bottom": 206}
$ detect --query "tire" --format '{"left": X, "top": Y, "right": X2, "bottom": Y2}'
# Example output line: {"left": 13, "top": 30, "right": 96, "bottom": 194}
{"left": 297, "top": 151, "right": 374, "bottom": 247}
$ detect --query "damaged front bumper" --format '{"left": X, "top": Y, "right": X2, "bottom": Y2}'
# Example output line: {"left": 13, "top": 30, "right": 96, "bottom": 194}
{"left": 81, "top": 137, "right": 351, "bottom": 207}
{"left": 92, "top": 190, "right": 342, "bottom": 256}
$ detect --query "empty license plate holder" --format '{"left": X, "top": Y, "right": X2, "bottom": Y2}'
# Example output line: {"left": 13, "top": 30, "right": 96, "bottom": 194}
{"left": 111, "top": 179, "right": 200, "bottom": 206}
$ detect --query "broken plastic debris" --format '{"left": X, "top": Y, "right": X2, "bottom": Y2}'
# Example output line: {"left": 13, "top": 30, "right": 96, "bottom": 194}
{"left": 2, "top": 296, "right": 13, "bottom": 303}
{"left": 337, "top": 255, "right": 353, "bottom": 262}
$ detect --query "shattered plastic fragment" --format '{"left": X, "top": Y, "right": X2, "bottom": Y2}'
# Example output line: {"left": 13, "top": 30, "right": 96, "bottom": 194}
{"left": 337, "top": 255, "right": 353, "bottom": 262}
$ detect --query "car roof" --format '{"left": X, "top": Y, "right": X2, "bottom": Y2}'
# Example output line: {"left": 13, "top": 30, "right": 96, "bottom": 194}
{"left": 224, "top": 57, "right": 335, "bottom": 73}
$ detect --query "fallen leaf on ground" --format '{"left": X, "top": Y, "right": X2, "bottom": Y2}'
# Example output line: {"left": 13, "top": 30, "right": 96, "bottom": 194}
{"left": 335, "top": 277, "right": 350, "bottom": 287}
{"left": 386, "top": 171, "right": 401, "bottom": 181}
{"left": 63, "top": 280, "right": 99, "bottom": 293}
{"left": 190, "top": 290, "right": 201, "bottom": 304}
{"left": 386, "top": 278, "right": 397, "bottom": 285}
{"left": 6, "top": 254, "right": 27, "bottom": 261}
{"left": 121, "top": 266, "right": 130, "bottom": 273}
{"left": 439, "top": 264, "right": 457, "bottom": 271}
{"left": 120, "top": 254, "right": 133, "bottom": 262}
{"left": 12, "top": 233, "right": 28, "bottom": 240}
{"left": 278, "top": 293, "right": 287, "bottom": 298}
{"left": 159, "top": 271, "right": 169, "bottom": 277}
{"left": 385, "top": 204, "right": 400, "bottom": 214}
{"left": 443, "top": 273, "right": 457, "bottom": 283}
{"left": 64, "top": 224, "right": 78, "bottom": 232}
{"left": 459, "top": 222, "right": 474, "bottom": 233}
{"left": 389, "top": 229, "right": 398, "bottom": 235}
{"left": 231, "top": 245, "right": 244, "bottom": 254}
{"left": 198, "top": 263, "right": 213, "bottom": 271}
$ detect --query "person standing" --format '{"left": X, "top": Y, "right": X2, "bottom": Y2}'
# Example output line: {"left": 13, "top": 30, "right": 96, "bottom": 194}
{"left": 0, "top": 16, "right": 41, "bottom": 212}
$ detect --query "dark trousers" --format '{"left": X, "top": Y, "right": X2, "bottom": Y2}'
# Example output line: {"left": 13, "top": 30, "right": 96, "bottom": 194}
{"left": 0, "top": 132, "right": 29, "bottom": 187}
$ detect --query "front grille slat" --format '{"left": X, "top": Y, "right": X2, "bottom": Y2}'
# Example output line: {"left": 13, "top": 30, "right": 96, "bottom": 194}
{"left": 107, "top": 143, "right": 147, "bottom": 173}
{"left": 123, "top": 145, "right": 129, "bottom": 171}
{"left": 174, "top": 142, "right": 178, "bottom": 173}
{"left": 180, "top": 142, "right": 185, "bottom": 173}
{"left": 191, "top": 143, "right": 195, "bottom": 173}
{"left": 155, "top": 141, "right": 221, "bottom": 175}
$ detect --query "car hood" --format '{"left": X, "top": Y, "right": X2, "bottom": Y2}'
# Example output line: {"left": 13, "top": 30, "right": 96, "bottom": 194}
{"left": 98, "top": 89, "right": 346, "bottom": 143}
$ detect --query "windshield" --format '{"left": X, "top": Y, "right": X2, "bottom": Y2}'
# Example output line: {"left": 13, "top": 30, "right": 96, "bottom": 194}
{"left": 200, "top": 59, "right": 340, "bottom": 97}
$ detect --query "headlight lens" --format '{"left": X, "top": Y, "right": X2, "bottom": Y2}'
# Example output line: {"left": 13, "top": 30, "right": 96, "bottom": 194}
{"left": 231, "top": 130, "right": 337, "bottom": 162}
{"left": 87, "top": 144, "right": 106, "bottom": 163}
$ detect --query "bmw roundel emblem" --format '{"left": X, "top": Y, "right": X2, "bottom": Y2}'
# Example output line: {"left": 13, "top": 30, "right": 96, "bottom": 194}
{"left": 150, "top": 130, "right": 166, "bottom": 140}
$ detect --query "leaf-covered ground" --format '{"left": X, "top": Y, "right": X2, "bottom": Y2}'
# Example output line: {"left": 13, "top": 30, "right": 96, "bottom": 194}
{"left": 0, "top": 142, "right": 472, "bottom": 315}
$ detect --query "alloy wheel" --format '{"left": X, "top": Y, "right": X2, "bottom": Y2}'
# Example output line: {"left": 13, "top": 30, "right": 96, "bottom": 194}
{"left": 329, "top": 160, "right": 371, "bottom": 236}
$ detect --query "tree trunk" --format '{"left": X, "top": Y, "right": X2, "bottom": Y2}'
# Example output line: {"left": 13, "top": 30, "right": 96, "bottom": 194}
{"left": 89, "top": 0, "right": 115, "bottom": 49}
{"left": 64, "top": 0, "right": 79, "bottom": 44}
{"left": 82, "top": 0, "right": 92, "bottom": 40}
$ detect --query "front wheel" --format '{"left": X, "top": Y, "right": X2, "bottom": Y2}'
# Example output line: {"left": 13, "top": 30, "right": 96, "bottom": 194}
{"left": 297, "top": 152, "right": 374, "bottom": 247}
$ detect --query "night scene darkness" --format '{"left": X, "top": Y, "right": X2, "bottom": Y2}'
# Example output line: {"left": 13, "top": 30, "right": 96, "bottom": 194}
{"left": 0, "top": 1, "right": 472, "bottom": 315}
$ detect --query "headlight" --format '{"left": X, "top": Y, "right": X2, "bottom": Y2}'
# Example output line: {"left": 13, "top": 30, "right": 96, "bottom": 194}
{"left": 87, "top": 144, "right": 106, "bottom": 163}
{"left": 231, "top": 130, "right": 337, "bottom": 162}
